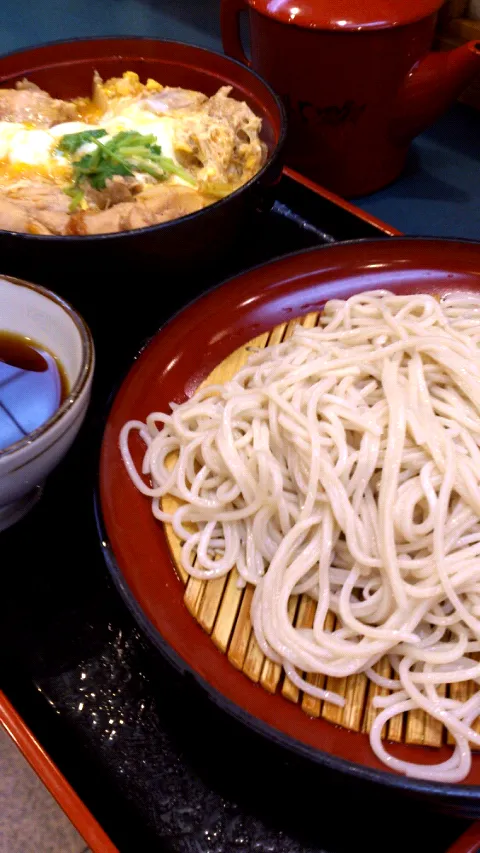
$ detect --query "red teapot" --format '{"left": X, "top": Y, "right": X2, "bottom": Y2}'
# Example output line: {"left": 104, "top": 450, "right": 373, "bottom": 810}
{"left": 221, "top": 0, "right": 480, "bottom": 197}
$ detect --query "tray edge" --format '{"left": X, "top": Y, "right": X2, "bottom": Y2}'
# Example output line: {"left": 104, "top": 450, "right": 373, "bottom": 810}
{"left": 0, "top": 690, "right": 120, "bottom": 853}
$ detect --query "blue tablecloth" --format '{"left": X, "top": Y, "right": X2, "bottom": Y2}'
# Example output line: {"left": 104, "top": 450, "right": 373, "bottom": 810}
{"left": 1, "top": 0, "right": 479, "bottom": 238}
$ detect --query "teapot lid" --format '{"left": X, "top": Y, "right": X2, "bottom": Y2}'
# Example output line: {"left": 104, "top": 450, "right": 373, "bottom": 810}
{"left": 246, "top": 0, "right": 442, "bottom": 30}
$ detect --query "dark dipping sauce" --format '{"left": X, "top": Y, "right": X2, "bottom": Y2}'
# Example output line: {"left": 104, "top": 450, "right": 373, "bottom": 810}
{"left": 0, "top": 331, "right": 69, "bottom": 451}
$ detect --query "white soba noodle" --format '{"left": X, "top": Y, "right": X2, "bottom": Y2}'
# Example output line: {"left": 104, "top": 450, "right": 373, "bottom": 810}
{"left": 120, "top": 289, "right": 480, "bottom": 783}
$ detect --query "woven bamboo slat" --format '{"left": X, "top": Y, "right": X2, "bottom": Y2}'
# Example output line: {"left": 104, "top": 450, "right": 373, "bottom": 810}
{"left": 161, "top": 314, "right": 479, "bottom": 749}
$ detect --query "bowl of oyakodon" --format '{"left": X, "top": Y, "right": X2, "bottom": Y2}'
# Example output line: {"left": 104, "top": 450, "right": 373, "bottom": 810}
{"left": 100, "top": 238, "right": 480, "bottom": 817}
{"left": 0, "top": 37, "right": 285, "bottom": 279}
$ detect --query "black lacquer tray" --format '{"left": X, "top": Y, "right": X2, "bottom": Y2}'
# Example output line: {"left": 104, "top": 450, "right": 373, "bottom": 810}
{"left": 1, "top": 170, "right": 470, "bottom": 853}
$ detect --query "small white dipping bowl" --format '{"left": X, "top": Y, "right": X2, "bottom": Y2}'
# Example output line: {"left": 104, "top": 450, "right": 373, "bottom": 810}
{"left": 0, "top": 275, "right": 94, "bottom": 531}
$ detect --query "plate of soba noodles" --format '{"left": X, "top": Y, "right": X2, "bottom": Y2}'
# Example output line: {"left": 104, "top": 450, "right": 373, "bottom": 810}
{"left": 99, "top": 238, "right": 480, "bottom": 811}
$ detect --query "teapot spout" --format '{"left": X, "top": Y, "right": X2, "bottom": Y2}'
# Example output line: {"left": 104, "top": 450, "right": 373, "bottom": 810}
{"left": 391, "top": 40, "right": 480, "bottom": 142}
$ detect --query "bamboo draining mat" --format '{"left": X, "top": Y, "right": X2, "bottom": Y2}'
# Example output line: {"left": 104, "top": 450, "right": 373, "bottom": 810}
{"left": 162, "top": 312, "right": 480, "bottom": 749}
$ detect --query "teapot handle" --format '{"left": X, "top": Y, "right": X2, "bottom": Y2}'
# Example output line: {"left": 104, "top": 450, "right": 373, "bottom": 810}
{"left": 221, "top": 0, "right": 251, "bottom": 67}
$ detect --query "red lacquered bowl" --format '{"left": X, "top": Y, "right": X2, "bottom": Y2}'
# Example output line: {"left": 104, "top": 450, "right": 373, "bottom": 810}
{"left": 100, "top": 238, "right": 480, "bottom": 819}
{"left": 0, "top": 37, "right": 285, "bottom": 286}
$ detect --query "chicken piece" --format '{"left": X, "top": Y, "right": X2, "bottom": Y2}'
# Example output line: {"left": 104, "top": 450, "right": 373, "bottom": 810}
{"left": 76, "top": 201, "right": 158, "bottom": 235}
{"left": 91, "top": 71, "right": 109, "bottom": 114}
{"left": 26, "top": 219, "right": 54, "bottom": 235}
{"left": 83, "top": 175, "right": 139, "bottom": 210}
{"left": 80, "top": 184, "right": 205, "bottom": 234}
{"left": 173, "top": 86, "right": 266, "bottom": 188}
{"left": 0, "top": 197, "right": 31, "bottom": 232}
{"left": 205, "top": 86, "right": 267, "bottom": 180}
{"left": 0, "top": 181, "right": 72, "bottom": 234}
{"left": 73, "top": 205, "right": 126, "bottom": 235}
{"left": 4, "top": 181, "right": 71, "bottom": 212}
{"left": 0, "top": 180, "right": 205, "bottom": 236}
{"left": 143, "top": 87, "right": 208, "bottom": 116}
{"left": 0, "top": 195, "right": 66, "bottom": 235}
{"left": 32, "top": 209, "right": 70, "bottom": 234}
{"left": 174, "top": 113, "right": 236, "bottom": 183}
{"left": 0, "top": 86, "right": 77, "bottom": 128}
{"left": 206, "top": 87, "right": 260, "bottom": 136}
{"left": 138, "top": 184, "right": 205, "bottom": 218}
{"left": 15, "top": 78, "right": 43, "bottom": 93}
{"left": 0, "top": 199, "right": 64, "bottom": 234}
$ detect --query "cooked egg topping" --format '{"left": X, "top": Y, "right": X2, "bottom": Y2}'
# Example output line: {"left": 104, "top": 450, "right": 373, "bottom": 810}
{"left": 0, "top": 72, "right": 267, "bottom": 235}
{"left": 0, "top": 106, "right": 179, "bottom": 185}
